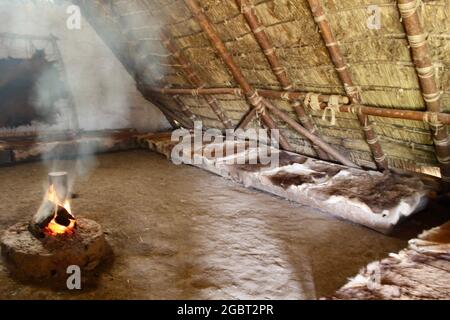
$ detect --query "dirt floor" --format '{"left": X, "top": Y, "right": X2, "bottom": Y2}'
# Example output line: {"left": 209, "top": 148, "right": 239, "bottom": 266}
{"left": 0, "top": 150, "right": 447, "bottom": 299}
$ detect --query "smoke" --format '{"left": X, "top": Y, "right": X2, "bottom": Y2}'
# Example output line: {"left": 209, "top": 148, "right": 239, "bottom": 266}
{"left": 0, "top": 0, "right": 170, "bottom": 188}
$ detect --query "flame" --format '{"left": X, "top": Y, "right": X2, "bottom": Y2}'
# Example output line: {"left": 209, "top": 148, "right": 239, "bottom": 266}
{"left": 43, "top": 185, "right": 76, "bottom": 236}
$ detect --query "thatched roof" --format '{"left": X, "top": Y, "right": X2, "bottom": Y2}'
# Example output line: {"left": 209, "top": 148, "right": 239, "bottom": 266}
{"left": 74, "top": 0, "right": 449, "bottom": 179}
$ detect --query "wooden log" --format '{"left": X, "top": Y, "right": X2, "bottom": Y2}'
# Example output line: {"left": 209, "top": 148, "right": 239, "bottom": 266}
{"left": 307, "top": 0, "right": 388, "bottom": 171}
{"left": 184, "top": 0, "right": 293, "bottom": 151}
{"left": 236, "top": 108, "right": 258, "bottom": 130}
{"left": 262, "top": 99, "right": 359, "bottom": 168}
{"left": 160, "top": 31, "right": 234, "bottom": 129}
{"left": 236, "top": 0, "right": 330, "bottom": 160}
{"left": 397, "top": 0, "right": 450, "bottom": 185}
{"left": 29, "top": 200, "right": 55, "bottom": 238}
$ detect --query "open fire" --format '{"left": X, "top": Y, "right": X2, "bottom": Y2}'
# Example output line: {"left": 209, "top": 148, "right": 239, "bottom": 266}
{"left": 29, "top": 172, "right": 77, "bottom": 238}
{"left": 2, "top": 172, "right": 107, "bottom": 281}
{"left": 44, "top": 184, "right": 76, "bottom": 236}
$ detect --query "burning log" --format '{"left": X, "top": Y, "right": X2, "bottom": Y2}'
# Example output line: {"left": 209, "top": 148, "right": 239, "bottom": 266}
{"left": 28, "top": 172, "right": 76, "bottom": 238}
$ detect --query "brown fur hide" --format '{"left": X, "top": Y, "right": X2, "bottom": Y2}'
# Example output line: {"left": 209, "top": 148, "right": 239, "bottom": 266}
{"left": 328, "top": 221, "right": 450, "bottom": 300}
{"left": 320, "top": 172, "right": 423, "bottom": 213}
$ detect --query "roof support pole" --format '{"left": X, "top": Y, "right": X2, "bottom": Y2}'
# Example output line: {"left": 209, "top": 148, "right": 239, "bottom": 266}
{"left": 262, "top": 100, "right": 359, "bottom": 168}
{"left": 235, "top": 0, "right": 330, "bottom": 160}
{"left": 397, "top": 0, "right": 450, "bottom": 185}
{"left": 184, "top": 0, "right": 358, "bottom": 167}
{"left": 306, "top": 0, "right": 388, "bottom": 171}
{"left": 184, "top": 0, "right": 293, "bottom": 151}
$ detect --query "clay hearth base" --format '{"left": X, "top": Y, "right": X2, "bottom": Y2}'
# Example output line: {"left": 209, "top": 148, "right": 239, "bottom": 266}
{"left": 1, "top": 218, "right": 107, "bottom": 280}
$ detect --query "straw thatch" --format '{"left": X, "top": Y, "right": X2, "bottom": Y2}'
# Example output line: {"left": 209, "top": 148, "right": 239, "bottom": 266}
{"left": 75, "top": 0, "right": 449, "bottom": 177}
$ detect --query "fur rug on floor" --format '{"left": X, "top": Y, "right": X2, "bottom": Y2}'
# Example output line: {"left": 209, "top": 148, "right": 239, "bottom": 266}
{"left": 328, "top": 221, "right": 450, "bottom": 300}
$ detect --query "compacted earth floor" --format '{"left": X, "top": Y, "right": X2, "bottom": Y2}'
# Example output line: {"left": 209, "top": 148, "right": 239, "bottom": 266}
{"left": 0, "top": 150, "right": 445, "bottom": 299}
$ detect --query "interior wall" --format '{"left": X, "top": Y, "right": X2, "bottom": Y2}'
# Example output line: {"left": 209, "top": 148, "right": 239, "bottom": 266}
{"left": 0, "top": 1, "right": 171, "bottom": 134}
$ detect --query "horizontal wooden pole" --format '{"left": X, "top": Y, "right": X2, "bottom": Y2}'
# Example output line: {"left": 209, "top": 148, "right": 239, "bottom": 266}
{"left": 337, "top": 105, "right": 450, "bottom": 125}
{"left": 145, "top": 86, "right": 450, "bottom": 125}
{"left": 145, "top": 86, "right": 349, "bottom": 104}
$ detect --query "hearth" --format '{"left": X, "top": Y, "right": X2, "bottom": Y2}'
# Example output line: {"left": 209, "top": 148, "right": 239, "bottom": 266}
{"left": 1, "top": 172, "right": 108, "bottom": 281}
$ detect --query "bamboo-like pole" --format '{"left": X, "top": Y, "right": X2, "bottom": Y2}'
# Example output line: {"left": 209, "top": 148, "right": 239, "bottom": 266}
{"left": 145, "top": 86, "right": 349, "bottom": 104}
{"left": 184, "top": 0, "right": 293, "bottom": 151}
{"left": 235, "top": 0, "right": 330, "bottom": 160}
{"left": 160, "top": 31, "right": 234, "bottom": 129}
{"left": 145, "top": 86, "right": 450, "bottom": 125}
{"left": 307, "top": 0, "right": 388, "bottom": 171}
{"left": 397, "top": 0, "right": 450, "bottom": 184}
{"left": 262, "top": 100, "right": 358, "bottom": 168}
{"left": 332, "top": 105, "right": 450, "bottom": 125}
{"left": 236, "top": 108, "right": 258, "bottom": 130}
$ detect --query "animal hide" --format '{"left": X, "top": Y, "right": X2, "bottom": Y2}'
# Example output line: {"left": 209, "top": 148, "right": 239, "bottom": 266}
{"left": 137, "top": 133, "right": 429, "bottom": 233}
{"left": 328, "top": 221, "right": 450, "bottom": 300}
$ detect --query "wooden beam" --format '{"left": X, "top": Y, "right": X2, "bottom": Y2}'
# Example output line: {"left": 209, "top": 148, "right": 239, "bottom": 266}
{"left": 235, "top": 0, "right": 330, "bottom": 160}
{"left": 182, "top": 0, "right": 357, "bottom": 167}
{"left": 397, "top": 0, "right": 450, "bottom": 184}
{"left": 329, "top": 105, "right": 450, "bottom": 125}
{"left": 236, "top": 108, "right": 258, "bottom": 130}
{"left": 184, "top": 0, "right": 294, "bottom": 151}
{"left": 307, "top": 0, "right": 389, "bottom": 171}
{"left": 145, "top": 85, "right": 450, "bottom": 125}
{"left": 262, "top": 99, "right": 359, "bottom": 168}
{"left": 160, "top": 31, "right": 234, "bottom": 129}
{"left": 145, "top": 86, "right": 349, "bottom": 104}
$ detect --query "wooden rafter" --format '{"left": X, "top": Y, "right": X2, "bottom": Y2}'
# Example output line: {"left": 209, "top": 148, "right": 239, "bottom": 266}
{"left": 183, "top": 0, "right": 293, "bottom": 151}
{"left": 235, "top": 0, "right": 330, "bottom": 160}
{"left": 262, "top": 99, "right": 358, "bottom": 168}
{"left": 160, "top": 31, "right": 234, "bottom": 129}
{"left": 183, "top": 0, "right": 359, "bottom": 168}
{"left": 397, "top": 0, "right": 450, "bottom": 185}
{"left": 306, "top": 0, "right": 389, "bottom": 171}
